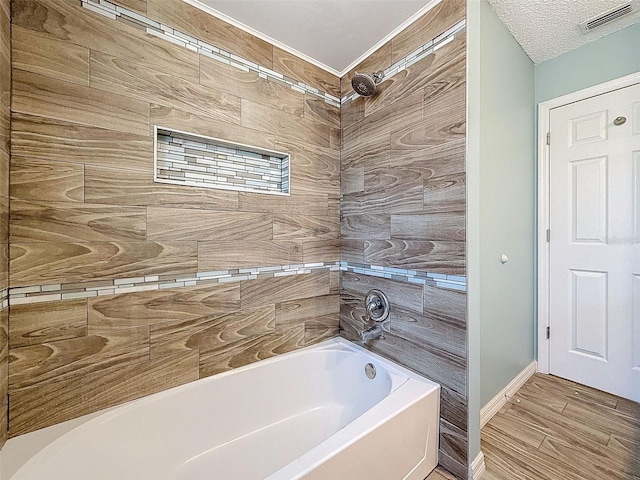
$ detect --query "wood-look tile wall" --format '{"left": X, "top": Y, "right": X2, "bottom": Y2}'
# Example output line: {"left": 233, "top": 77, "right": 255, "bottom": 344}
{"left": 339, "top": 0, "right": 468, "bottom": 477}
{"left": 0, "top": 0, "right": 9, "bottom": 450}
{"left": 8, "top": 0, "right": 340, "bottom": 437}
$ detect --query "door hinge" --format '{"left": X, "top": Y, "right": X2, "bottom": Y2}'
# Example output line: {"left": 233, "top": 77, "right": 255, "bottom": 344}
{"left": 546, "top": 132, "right": 550, "bottom": 145}
{"left": 546, "top": 326, "right": 550, "bottom": 339}
{"left": 546, "top": 229, "right": 550, "bottom": 242}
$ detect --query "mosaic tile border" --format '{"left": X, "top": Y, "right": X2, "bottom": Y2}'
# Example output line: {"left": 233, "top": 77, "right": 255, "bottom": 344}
{"left": 340, "top": 19, "right": 466, "bottom": 106}
{"left": 8, "top": 261, "right": 465, "bottom": 306}
{"left": 9, "top": 262, "right": 341, "bottom": 305}
{"left": 0, "top": 288, "right": 8, "bottom": 310}
{"left": 155, "top": 126, "right": 290, "bottom": 195}
{"left": 340, "top": 261, "right": 466, "bottom": 292}
{"left": 81, "top": 0, "right": 341, "bottom": 107}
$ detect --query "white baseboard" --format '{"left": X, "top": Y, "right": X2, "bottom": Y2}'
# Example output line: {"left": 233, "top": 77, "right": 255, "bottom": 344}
{"left": 480, "top": 361, "right": 537, "bottom": 428}
{"left": 468, "top": 451, "right": 486, "bottom": 480}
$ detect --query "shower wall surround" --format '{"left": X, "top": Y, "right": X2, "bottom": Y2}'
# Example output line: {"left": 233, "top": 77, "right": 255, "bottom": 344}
{"left": 0, "top": 0, "right": 9, "bottom": 450}
{"left": 338, "top": 0, "right": 468, "bottom": 477}
{"left": 7, "top": 0, "right": 469, "bottom": 478}
{"left": 9, "top": 0, "right": 339, "bottom": 437}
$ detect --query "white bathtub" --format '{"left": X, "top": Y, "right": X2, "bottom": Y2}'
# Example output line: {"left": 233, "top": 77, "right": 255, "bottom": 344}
{"left": 1, "top": 338, "right": 440, "bottom": 480}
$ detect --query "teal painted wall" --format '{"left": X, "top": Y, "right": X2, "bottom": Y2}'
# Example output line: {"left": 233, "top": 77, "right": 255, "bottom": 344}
{"left": 467, "top": 0, "right": 536, "bottom": 463}
{"left": 536, "top": 22, "right": 640, "bottom": 104}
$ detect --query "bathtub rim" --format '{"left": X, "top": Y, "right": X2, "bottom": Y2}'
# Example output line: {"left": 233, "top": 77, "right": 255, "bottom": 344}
{"left": 1, "top": 337, "right": 440, "bottom": 480}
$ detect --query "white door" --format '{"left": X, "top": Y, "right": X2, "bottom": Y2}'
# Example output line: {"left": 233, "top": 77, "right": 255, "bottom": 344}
{"left": 549, "top": 82, "right": 640, "bottom": 402}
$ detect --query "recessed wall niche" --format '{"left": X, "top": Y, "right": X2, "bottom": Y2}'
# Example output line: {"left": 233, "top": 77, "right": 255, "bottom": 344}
{"left": 154, "top": 126, "right": 290, "bottom": 195}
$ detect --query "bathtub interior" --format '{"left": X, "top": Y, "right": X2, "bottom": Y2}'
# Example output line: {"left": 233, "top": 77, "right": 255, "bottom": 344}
{"left": 2, "top": 339, "right": 440, "bottom": 480}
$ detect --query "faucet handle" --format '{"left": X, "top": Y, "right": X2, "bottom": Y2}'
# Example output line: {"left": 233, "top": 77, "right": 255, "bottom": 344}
{"left": 365, "top": 290, "right": 390, "bottom": 323}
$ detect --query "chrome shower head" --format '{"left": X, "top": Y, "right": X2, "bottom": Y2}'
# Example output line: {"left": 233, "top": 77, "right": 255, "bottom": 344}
{"left": 351, "top": 71, "right": 384, "bottom": 97}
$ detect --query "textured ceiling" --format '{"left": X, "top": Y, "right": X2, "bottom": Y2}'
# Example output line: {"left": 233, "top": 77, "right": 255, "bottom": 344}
{"left": 488, "top": 0, "right": 640, "bottom": 64}
{"left": 192, "top": 0, "right": 435, "bottom": 75}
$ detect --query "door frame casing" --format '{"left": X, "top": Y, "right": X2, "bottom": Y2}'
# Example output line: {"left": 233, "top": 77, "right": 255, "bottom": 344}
{"left": 537, "top": 72, "right": 640, "bottom": 374}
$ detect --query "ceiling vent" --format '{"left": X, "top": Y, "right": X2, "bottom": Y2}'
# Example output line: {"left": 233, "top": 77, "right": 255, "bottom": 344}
{"left": 579, "top": 1, "right": 638, "bottom": 33}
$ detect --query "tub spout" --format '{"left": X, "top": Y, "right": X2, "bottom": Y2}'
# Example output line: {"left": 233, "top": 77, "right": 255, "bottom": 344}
{"left": 361, "top": 324, "right": 383, "bottom": 343}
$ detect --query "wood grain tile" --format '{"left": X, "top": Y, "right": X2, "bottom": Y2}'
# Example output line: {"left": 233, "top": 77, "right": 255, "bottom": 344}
{"left": 10, "top": 157, "right": 83, "bottom": 203}
{"left": 88, "top": 283, "right": 240, "bottom": 328}
{"left": 275, "top": 294, "right": 340, "bottom": 326}
{"left": 341, "top": 213, "right": 391, "bottom": 240}
{"left": 146, "top": 0, "right": 273, "bottom": 68}
{"left": 391, "top": 0, "right": 465, "bottom": 63}
{"left": 9, "top": 300, "right": 87, "bottom": 349}
{"left": 185, "top": 305, "right": 276, "bottom": 351}
{"left": 341, "top": 166, "right": 364, "bottom": 196}
{"left": 482, "top": 373, "right": 640, "bottom": 480}
{"left": 340, "top": 96, "right": 365, "bottom": 130}
{"left": 391, "top": 212, "right": 465, "bottom": 241}
{"left": 149, "top": 104, "right": 276, "bottom": 151}
{"left": 341, "top": 271, "right": 423, "bottom": 313}
{"left": 238, "top": 192, "right": 328, "bottom": 216}
{"left": 13, "top": 69, "right": 149, "bottom": 136}
{"left": 302, "top": 239, "right": 340, "bottom": 263}
{"left": 199, "top": 55, "right": 304, "bottom": 117}
{"left": 150, "top": 305, "right": 274, "bottom": 358}
{"left": 440, "top": 418, "right": 467, "bottom": 467}
{"left": 366, "top": 37, "right": 465, "bottom": 118}
{"left": 10, "top": 201, "right": 147, "bottom": 243}
{"left": 9, "top": 326, "right": 149, "bottom": 390}
{"left": 389, "top": 85, "right": 465, "bottom": 151}
{"left": 10, "top": 241, "right": 197, "bottom": 286}
{"left": 303, "top": 97, "right": 340, "bottom": 129}
{"left": 272, "top": 46, "right": 340, "bottom": 98}
{"left": 304, "top": 325, "right": 339, "bottom": 346}
{"left": 341, "top": 239, "right": 364, "bottom": 263}
{"left": 12, "top": 25, "right": 89, "bottom": 86}
{"left": 424, "top": 172, "right": 466, "bottom": 213}
{"left": 423, "top": 285, "right": 466, "bottom": 325}
{"left": 198, "top": 240, "right": 302, "bottom": 271}
{"left": 0, "top": 308, "right": 6, "bottom": 446}
{"left": 273, "top": 215, "right": 338, "bottom": 241}
{"left": 0, "top": 101, "right": 9, "bottom": 154}
{"left": 111, "top": 0, "right": 146, "bottom": 15}
{"left": 275, "top": 140, "right": 339, "bottom": 196}
{"left": 85, "top": 164, "right": 239, "bottom": 210}
{"left": 0, "top": 0, "right": 9, "bottom": 109}
{"left": 9, "top": 350, "right": 199, "bottom": 436}
{"left": 391, "top": 304, "right": 465, "bottom": 358}
{"left": 364, "top": 239, "right": 465, "bottom": 273}
{"left": 90, "top": 51, "right": 241, "bottom": 126}
{"left": 342, "top": 184, "right": 424, "bottom": 216}
{"left": 342, "top": 91, "right": 423, "bottom": 148}
{"left": 440, "top": 385, "right": 467, "bottom": 432}
{"left": 12, "top": 0, "right": 199, "bottom": 82}
{"left": 241, "top": 271, "right": 330, "bottom": 308}
{"left": 341, "top": 135, "right": 389, "bottom": 171}
{"left": 241, "top": 99, "right": 330, "bottom": 148}
{"left": 11, "top": 113, "right": 152, "bottom": 172}
{"left": 148, "top": 208, "right": 272, "bottom": 242}
{"left": 199, "top": 325, "right": 304, "bottom": 378}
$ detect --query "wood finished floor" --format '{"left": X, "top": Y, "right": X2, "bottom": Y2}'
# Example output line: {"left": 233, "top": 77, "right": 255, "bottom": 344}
{"left": 427, "top": 373, "right": 640, "bottom": 480}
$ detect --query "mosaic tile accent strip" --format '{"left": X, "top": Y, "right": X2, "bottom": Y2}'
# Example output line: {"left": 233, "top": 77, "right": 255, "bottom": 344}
{"left": 340, "top": 261, "right": 466, "bottom": 292}
{"left": 9, "top": 262, "right": 341, "bottom": 305}
{"left": 81, "top": 0, "right": 341, "bottom": 107}
{"left": 0, "top": 288, "right": 8, "bottom": 310}
{"left": 340, "top": 19, "right": 467, "bottom": 106}
{"left": 155, "top": 127, "right": 290, "bottom": 195}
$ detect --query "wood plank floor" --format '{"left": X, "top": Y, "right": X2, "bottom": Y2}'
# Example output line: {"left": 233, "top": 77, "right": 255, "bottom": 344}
{"left": 427, "top": 373, "right": 640, "bottom": 480}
